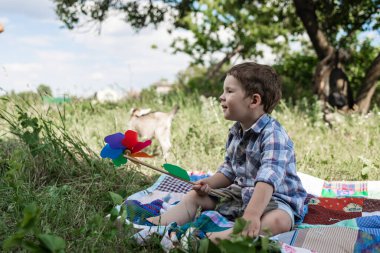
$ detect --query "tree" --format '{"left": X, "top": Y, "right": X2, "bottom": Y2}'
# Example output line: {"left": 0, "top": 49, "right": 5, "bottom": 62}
{"left": 53, "top": 0, "right": 380, "bottom": 113}
{"left": 37, "top": 84, "right": 53, "bottom": 97}
{"left": 293, "top": 0, "right": 380, "bottom": 113}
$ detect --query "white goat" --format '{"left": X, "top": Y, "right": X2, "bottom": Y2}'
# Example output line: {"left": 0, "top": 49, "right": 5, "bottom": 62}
{"left": 128, "top": 106, "right": 179, "bottom": 159}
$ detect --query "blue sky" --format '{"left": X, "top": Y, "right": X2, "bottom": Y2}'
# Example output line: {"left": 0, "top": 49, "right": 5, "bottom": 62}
{"left": 0, "top": 0, "right": 192, "bottom": 97}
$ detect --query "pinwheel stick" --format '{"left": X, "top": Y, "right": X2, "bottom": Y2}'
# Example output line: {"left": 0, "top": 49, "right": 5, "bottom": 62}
{"left": 124, "top": 154, "right": 229, "bottom": 199}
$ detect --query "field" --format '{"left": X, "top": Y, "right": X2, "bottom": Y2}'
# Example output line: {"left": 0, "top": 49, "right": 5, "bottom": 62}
{"left": 1, "top": 91, "right": 379, "bottom": 252}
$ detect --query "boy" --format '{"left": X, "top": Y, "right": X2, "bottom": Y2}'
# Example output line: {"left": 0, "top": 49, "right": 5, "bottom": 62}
{"left": 147, "top": 62, "right": 307, "bottom": 241}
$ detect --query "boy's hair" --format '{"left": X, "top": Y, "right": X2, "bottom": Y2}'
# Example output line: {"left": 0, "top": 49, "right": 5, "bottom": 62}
{"left": 227, "top": 62, "right": 282, "bottom": 113}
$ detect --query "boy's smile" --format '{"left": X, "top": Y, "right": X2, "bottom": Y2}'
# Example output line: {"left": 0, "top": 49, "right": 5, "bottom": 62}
{"left": 220, "top": 75, "right": 265, "bottom": 130}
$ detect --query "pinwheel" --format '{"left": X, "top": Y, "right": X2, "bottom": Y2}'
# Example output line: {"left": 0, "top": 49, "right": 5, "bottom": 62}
{"left": 101, "top": 130, "right": 228, "bottom": 198}
{"left": 125, "top": 156, "right": 228, "bottom": 198}
{"left": 100, "top": 130, "right": 153, "bottom": 167}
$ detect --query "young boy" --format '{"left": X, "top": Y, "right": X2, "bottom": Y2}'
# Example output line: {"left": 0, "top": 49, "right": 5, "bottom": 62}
{"left": 147, "top": 62, "right": 307, "bottom": 241}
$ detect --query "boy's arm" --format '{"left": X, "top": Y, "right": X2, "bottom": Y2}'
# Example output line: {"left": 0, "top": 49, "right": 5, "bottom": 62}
{"left": 199, "top": 172, "right": 232, "bottom": 189}
{"left": 241, "top": 182, "right": 273, "bottom": 237}
{"left": 193, "top": 172, "right": 232, "bottom": 195}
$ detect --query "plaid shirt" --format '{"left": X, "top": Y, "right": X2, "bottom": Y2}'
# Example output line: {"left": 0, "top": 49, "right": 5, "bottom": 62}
{"left": 217, "top": 114, "right": 307, "bottom": 217}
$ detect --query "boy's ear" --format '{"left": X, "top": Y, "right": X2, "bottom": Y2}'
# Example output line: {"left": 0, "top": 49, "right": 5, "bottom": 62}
{"left": 251, "top": 93, "right": 262, "bottom": 106}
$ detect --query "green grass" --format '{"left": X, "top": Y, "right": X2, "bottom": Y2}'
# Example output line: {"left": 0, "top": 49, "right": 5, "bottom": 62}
{"left": 0, "top": 92, "right": 379, "bottom": 252}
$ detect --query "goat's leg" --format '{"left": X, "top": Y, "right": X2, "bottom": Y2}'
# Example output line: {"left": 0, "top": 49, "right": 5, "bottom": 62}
{"left": 155, "top": 130, "right": 171, "bottom": 160}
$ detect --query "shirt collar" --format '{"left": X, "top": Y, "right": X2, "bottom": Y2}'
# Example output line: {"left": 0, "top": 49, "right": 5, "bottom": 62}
{"left": 230, "top": 114, "right": 270, "bottom": 136}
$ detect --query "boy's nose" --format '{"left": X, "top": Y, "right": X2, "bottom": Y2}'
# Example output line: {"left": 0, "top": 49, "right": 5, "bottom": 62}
{"left": 219, "top": 93, "right": 225, "bottom": 101}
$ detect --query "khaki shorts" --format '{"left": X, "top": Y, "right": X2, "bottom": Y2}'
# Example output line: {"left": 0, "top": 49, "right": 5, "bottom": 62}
{"left": 212, "top": 184, "right": 295, "bottom": 229}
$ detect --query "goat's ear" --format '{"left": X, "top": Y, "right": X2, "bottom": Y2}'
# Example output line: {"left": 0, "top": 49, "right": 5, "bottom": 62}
{"left": 136, "top": 108, "right": 151, "bottom": 117}
{"left": 130, "top": 108, "right": 137, "bottom": 115}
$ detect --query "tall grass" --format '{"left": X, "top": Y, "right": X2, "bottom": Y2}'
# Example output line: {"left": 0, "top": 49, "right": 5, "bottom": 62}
{"left": 0, "top": 92, "right": 379, "bottom": 252}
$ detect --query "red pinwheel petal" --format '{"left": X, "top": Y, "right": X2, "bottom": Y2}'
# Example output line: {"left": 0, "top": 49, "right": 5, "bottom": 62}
{"left": 132, "top": 140, "right": 152, "bottom": 153}
{"left": 122, "top": 130, "right": 138, "bottom": 150}
{"left": 131, "top": 152, "right": 154, "bottom": 158}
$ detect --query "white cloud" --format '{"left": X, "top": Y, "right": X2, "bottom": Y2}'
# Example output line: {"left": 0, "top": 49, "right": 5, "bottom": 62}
{"left": 3, "top": 63, "right": 43, "bottom": 74}
{"left": 0, "top": 4, "right": 194, "bottom": 97}
{"left": 36, "top": 50, "right": 80, "bottom": 62}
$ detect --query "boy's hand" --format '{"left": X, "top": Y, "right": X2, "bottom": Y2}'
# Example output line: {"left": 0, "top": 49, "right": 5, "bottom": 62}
{"left": 192, "top": 180, "right": 211, "bottom": 196}
{"left": 242, "top": 214, "right": 261, "bottom": 238}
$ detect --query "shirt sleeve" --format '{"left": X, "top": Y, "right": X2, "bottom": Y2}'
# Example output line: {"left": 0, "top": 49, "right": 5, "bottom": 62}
{"left": 217, "top": 159, "right": 235, "bottom": 182}
{"left": 254, "top": 129, "right": 292, "bottom": 191}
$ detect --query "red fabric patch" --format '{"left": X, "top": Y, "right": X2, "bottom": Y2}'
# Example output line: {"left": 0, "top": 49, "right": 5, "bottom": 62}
{"left": 303, "top": 205, "right": 362, "bottom": 225}
{"left": 313, "top": 197, "right": 364, "bottom": 211}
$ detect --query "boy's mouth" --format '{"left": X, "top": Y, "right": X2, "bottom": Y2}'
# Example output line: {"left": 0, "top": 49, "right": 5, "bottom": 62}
{"left": 221, "top": 105, "right": 227, "bottom": 111}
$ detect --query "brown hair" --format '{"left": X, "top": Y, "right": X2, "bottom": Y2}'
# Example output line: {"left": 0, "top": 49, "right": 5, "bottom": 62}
{"left": 227, "top": 62, "right": 282, "bottom": 113}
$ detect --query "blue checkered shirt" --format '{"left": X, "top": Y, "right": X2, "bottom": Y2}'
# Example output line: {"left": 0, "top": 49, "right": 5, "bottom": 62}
{"left": 217, "top": 114, "right": 307, "bottom": 218}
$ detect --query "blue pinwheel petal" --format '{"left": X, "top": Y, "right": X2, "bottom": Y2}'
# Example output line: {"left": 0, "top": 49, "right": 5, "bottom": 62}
{"left": 100, "top": 144, "right": 124, "bottom": 159}
{"left": 105, "top": 132, "right": 125, "bottom": 149}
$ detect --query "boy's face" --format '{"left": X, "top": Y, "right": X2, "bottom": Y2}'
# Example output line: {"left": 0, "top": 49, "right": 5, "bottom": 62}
{"left": 219, "top": 75, "right": 253, "bottom": 122}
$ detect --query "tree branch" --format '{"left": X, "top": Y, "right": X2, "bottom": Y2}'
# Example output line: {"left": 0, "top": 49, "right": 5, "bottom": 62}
{"left": 206, "top": 45, "right": 244, "bottom": 79}
{"left": 293, "top": 0, "right": 333, "bottom": 60}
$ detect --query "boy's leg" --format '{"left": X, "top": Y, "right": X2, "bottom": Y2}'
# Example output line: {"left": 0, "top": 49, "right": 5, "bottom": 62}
{"left": 147, "top": 190, "right": 217, "bottom": 226}
{"left": 260, "top": 209, "right": 292, "bottom": 236}
{"left": 207, "top": 209, "right": 292, "bottom": 242}
{"left": 207, "top": 228, "right": 233, "bottom": 242}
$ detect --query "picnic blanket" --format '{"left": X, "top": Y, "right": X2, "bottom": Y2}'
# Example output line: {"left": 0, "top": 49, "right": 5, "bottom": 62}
{"left": 121, "top": 172, "right": 380, "bottom": 252}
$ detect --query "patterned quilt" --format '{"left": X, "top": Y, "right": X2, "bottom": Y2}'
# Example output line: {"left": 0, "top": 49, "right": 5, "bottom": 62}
{"left": 121, "top": 172, "right": 380, "bottom": 253}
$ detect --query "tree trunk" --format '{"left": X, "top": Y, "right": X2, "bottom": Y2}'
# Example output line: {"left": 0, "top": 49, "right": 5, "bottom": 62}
{"left": 293, "top": 0, "right": 333, "bottom": 60}
{"left": 293, "top": 0, "right": 335, "bottom": 102}
{"left": 355, "top": 53, "right": 380, "bottom": 114}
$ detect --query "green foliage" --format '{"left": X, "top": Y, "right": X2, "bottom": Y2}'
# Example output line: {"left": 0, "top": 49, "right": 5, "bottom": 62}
{"left": 109, "top": 191, "right": 124, "bottom": 205}
{"left": 345, "top": 38, "right": 380, "bottom": 102}
{"left": 193, "top": 219, "right": 280, "bottom": 253}
{"left": 0, "top": 96, "right": 155, "bottom": 251}
{"left": 12, "top": 90, "right": 40, "bottom": 102}
{"left": 37, "top": 84, "right": 53, "bottom": 97}
{"left": 274, "top": 52, "right": 318, "bottom": 103}
{"left": 3, "top": 203, "right": 66, "bottom": 253}
{"left": 314, "top": 0, "right": 380, "bottom": 49}
{"left": 175, "top": 65, "right": 224, "bottom": 97}
{"left": 1, "top": 92, "right": 380, "bottom": 252}
{"left": 14, "top": 111, "right": 42, "bottom": 156}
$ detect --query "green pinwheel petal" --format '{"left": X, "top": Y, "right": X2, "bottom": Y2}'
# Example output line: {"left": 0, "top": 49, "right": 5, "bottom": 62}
{"left": 113, "top": 155, "right": 128, "bottom": 167}
{"left": 162, "top": 163, "right": 190, "bottom": 181}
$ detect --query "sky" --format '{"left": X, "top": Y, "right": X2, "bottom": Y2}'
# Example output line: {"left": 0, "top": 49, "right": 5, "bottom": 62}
{"left": 0, "top": 0, "right": 194, "bottom": 97}
{"left": 2, "top": 1, "right": 377, "bottom": 98}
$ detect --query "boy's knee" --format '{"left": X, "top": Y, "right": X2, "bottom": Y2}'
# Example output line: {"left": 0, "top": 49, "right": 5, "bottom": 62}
{"left": 183, "top": 190, "right": 199, "bottom": 200}
{"left": 271, "top": 215, "right": 291, "bottom": 233}
{"left": 182, "top": 190, "right": 202, "bottom": 205}
{"left": 261, "top": 211, "right": 292, "bottom": 235}
{"left": 183, "top": 190, "right": 216, "bottom": 210}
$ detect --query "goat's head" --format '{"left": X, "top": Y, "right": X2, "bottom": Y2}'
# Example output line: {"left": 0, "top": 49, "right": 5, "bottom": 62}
{"left": 130, "top": 108, "right": 152, "bottom": 118}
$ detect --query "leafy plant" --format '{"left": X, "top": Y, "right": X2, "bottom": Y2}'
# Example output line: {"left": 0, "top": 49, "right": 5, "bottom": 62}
{"left": 3, "top": 203, "right": 66, "bottom": 252}
{"left": 172, "top": 218, "right": 280, "bottom": 253}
